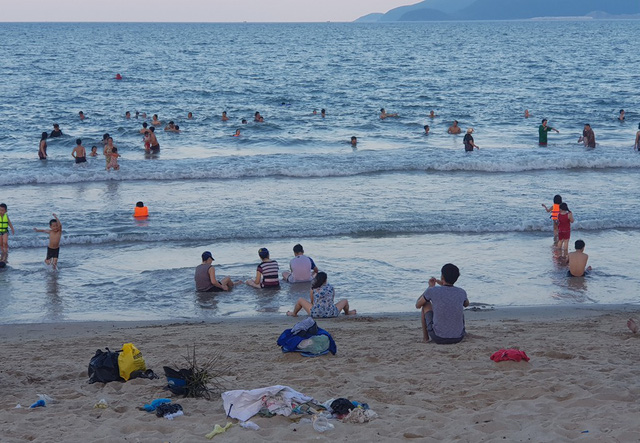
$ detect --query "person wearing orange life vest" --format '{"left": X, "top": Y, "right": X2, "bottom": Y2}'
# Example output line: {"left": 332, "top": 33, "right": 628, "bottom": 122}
{"left": 542, "top": 194, "right": 562, "bottom": 245}
{"left": 133, "top": 201, "right": 149, "bottom": 218}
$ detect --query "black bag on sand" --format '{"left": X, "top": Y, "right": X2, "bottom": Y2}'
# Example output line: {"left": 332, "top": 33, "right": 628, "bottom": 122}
{"left": 163, "top": 366, "right": 193, "bottom": 396}
{"left": 88, "top": 348, "right": 122, "bottom": 384}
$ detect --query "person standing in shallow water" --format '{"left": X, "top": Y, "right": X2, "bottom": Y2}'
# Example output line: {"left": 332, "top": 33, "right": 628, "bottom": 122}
{"left": 463, "top": 128, "right": 479, "bottom": 151}
{"left": 578, "top": 124, "right": 596, "bottom": 148}
{"left": 538, "top": 119, "right": 559, "bottom": 146}
{"left": 634, "top": 123, "right": 640, "bottom": 151}
{"left": 38, "top": 132, "right": 48, "bottom": 160}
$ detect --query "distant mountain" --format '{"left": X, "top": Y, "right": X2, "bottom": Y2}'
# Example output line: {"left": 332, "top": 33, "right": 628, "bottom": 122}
{"left": 355, "top": 0, "right": 640, "bottom": 22}
{"left": 355, "top": 13, "right": 385, "bottom": 23}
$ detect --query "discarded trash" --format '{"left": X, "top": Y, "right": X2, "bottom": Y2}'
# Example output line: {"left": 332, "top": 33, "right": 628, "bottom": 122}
{"left": 312, "top": 414, "right": 334, "bottom": 433}
{"left": 29, "top": 400, "right": 46, "bottom": 409}
{"left": 205, "top": 422, "right": 233, "bottom": 439}
{"left": 581, "top": 430, "right": 589, "bottom": 434}
{"left": 14, "top": 404, "right": 22, "bottom": 409}
{"left": 142, "top": 398, "right": 172, "bottom": 412}
{"left": 94, "top": 399, "right": 108, "bottom": 409}
{"left": 37, "top": 394, "right": 54, "bottom": 404}
{"left": 165, "top": 410, "right": 184, "bottom": 420}
{"left": 240, "top": 421, "right": 260, "bottom": 430}
{"left": 342, "top": 408, "right": 378, "bottom": 424}
{"left": 156, "top": 403, "right": 183, "bottom": 418}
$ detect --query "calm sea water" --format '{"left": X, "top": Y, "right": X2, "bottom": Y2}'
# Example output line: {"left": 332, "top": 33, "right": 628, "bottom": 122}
{"left": 1, "top": 21, "right": 639, "bottom": 323}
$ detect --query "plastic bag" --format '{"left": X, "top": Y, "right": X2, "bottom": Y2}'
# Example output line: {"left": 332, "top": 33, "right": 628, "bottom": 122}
{"left": 88, "top": 348, "right": 121, "bottom": 384}
{"left": 118, "top": 343, "right": 146, "bottom": 381}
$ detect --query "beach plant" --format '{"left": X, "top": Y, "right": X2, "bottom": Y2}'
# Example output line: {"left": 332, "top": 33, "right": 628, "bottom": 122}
{"left": 179, "top": 345, "right": 231, "bottom": 400}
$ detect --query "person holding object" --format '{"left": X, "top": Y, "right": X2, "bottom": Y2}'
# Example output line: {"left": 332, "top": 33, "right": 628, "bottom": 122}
{"left": 415, "top": 263, "right": 469, "bottom": 344}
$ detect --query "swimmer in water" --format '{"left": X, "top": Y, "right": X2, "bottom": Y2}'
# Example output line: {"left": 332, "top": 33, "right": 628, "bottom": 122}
{"left": 380, "top": 108, "right": 398, "bottom": 119}
{"left": 258, "top": 116, "right": 264, "bottom": 122}
{"left": 448, "top": 120, "right": 462, "bottom": 134}
{"left": 106, "top": 147, "right": 121, "bottom": 171}
{"left": 234, "top": 129, "right": 241, "bottom": 137}
{"left": 321, "top": 109, "right": 326, "bottom": 118}
{"left": 78, "top": 111, "right": 85, "bottom": 121}
{"left": 424, "top": 125, "right": 430, "bottom": 135}
{"left": 428, "top": 110, "right": 437, "bottom": 118}
{"left": 635, "top": 123, "right": 640, "bottom": 151}
{"left": 115, "top": 73, "right": 122, "bottom": 80}
{"left": 38, "top": 132, "right": 48, "bottom": 160}
{"left": 524, "top": 109, "right": 530, "bottom": 118}
{"left": 151, "top": 114, "right": 161, "bottom": 126}
{"left": 103, "top": 137, "right": 116, "bottom": 166}
{"left": 254, "top": 111, "right": 262, "bottom": 122}
{"left": 102, "top": 133, "right": 111, "bottom": 146}
{"left": 619, "top": 109, "right": 625, "bottom": 121}
{"left": 143, "top": 131, "right": 151, "bottom": 153}
{"left": 222, "top": 111, "right": 229, "bottom": 122}
{"left": 188, "top": 112, "right": 193, "bottom": 119}
{"left": 351, "top": 136, "right": 357, "bottom": 147}
{"left": 139, "top": 122, "right": 149, "bottom": 134}
{"left": 89, "top": 146, "right": 98, "bottom": 157}
{"left": 125, "top": 111, "right": 131, "bottom": 119}
{"left": 164, "top": 121, "right": 175, "bottom": 131}
{"left": 241, "top": 119, "right": 248, "bottom": 124}
{"left": 148, "top": 127, "right": 160, "bottom": 153}
{"left": 313, "top": 109, "right": 318, "bottom": 115}
{"left": 71, "top": 138, "right": 87, "bottom": 164}
{"left": 50, "top": 123, "right": 63, "bottom": 138}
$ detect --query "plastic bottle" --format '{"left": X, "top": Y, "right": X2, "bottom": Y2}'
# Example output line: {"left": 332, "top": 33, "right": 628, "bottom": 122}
{"left": 94, "top": 399, "right": 108, "bottom": 409}
{"left": 312, "top": 414, "right": 335, "bottom": 433}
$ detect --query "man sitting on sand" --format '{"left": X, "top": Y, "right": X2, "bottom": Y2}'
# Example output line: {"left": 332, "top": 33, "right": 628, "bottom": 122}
{"left": 567, "top": 239, "right": 592, "bottom": 277}
{"left": 415, "top": 263, "right": 469, "bottom": 344}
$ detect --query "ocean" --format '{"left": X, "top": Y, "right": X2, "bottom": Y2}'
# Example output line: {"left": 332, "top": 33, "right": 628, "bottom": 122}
{"left": 0, "top": 20, "right": 639, "bottom": 323}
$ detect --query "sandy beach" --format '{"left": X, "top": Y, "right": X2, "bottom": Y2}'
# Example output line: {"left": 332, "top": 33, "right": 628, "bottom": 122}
{"left": 1, "top": 305, "right": 640, "bottom": 442}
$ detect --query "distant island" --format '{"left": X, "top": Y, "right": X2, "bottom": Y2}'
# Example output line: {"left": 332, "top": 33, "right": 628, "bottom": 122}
{"left": 355, "top": 0, "right": 640, "bottom": 22}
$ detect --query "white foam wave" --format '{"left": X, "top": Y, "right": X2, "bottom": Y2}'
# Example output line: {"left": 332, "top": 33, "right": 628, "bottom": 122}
{"left": 8, "top": 219, "right": 639, "bottom": 249}
{"left": 1, "top": 150, "right": 640, "bottom": 186}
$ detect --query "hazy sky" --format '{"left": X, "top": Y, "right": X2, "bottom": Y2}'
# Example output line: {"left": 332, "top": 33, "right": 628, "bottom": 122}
{"left": 3, "top": 0, "right": 412, "bottom": 22}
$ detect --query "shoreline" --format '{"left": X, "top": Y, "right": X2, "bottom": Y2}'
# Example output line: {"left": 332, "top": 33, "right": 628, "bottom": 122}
{"left": 2, "top": 303, "right": 639, "bottom": 332}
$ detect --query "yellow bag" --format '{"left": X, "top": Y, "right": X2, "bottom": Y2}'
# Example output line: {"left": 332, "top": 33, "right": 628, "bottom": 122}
{"left": 118, "top": 343, "right": 146, "bottom": 381}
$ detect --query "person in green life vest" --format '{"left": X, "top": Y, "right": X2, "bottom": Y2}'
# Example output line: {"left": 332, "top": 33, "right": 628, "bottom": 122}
{"left": 539, "top": 119, "right": 559, "bottom": 146}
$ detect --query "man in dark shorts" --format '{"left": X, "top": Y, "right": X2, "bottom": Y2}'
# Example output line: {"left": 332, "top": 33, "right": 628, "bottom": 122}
{"left": 149, "top": 127, "right": 160, "bottom": 153}
{"left": 71, "top": 138, "right": 87, "bottom": 164}
{"left": 194, "top": 251, "right": 236, "bottom": 292}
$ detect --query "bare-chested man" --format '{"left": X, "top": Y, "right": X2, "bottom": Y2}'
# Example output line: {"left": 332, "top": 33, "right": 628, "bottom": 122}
{"left": 148, "top": 127, "right": 160, "bottom": 154}
{"left": 567, "top": 239, "right": 592, "bottom": 277}
{"left": 34, "top": 213, "right": 62, "bottom": 270}
{"left": 448, "top": 120, "right": 462, "bottom": 134}
{"left": 71, "top": 138, "right": 87, "bottom": 164}
{"left": 151, "top": 114, "right": 162, "bottom": 126}
{"left": 139, "top": 122, "right": 149, "bottom": 134}
{"left": 428, "top": 110, "right": 437, "bottom": 118}
{"left": 380, "top": 108, "right": 398, "bottom": 119}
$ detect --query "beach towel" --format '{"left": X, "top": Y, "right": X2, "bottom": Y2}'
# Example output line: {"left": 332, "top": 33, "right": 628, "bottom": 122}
{"left": 490, "top": 349, "right": 530, "bottom": 362}
{"left": 277, "top": 326, "right": 337, "bottom": 357}
{"left": 222, "top": 385, "right": 314, "bottom": 422}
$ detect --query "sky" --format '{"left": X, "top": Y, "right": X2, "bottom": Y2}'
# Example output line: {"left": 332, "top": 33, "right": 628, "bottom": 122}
{"left": 2, "top": 0, "right": 413, "bottom": 22}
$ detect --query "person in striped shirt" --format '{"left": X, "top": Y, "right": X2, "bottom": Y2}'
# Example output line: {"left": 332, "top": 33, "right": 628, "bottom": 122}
{"left": 246, "top": 248, "right": 280, "bottom": 289}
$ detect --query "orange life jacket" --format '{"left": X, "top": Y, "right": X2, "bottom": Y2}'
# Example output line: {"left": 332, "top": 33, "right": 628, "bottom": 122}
{"left": 134, "top": 206, "right": 149, "bottom": 218}
{"left": 551, "top": 204, "right": 560, "bottom": 221}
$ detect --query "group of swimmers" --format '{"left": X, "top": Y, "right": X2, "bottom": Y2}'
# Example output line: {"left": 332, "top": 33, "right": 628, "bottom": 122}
{"left": 194, "top": 243, "right": 356, "bottom": 319}
{"left": 36, "top": 106, "right": 640, "bottom": 165}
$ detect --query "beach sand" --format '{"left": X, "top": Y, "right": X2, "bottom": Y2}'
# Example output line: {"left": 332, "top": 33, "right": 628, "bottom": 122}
{"left": 1, "top": 306, "right": 640, "bottom": 442}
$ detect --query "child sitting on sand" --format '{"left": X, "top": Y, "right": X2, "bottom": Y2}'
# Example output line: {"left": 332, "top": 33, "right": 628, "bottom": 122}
{"left": 287, "top": 272, "right": 355, "bottom": 318}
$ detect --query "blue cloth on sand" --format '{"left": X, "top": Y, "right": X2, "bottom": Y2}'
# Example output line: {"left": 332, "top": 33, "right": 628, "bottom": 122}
{"left": 277, "top": 327, "right": 337, "bottom": 357}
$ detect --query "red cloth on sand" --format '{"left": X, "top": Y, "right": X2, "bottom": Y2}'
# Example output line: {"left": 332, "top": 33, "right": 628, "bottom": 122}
{"left": 490, "top": 349, "right": 530, "bottom": 362}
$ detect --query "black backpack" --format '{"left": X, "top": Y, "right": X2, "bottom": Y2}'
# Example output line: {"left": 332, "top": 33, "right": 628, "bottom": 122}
{"left": 88, "top": 348, "right": 122, "bottom": 384}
